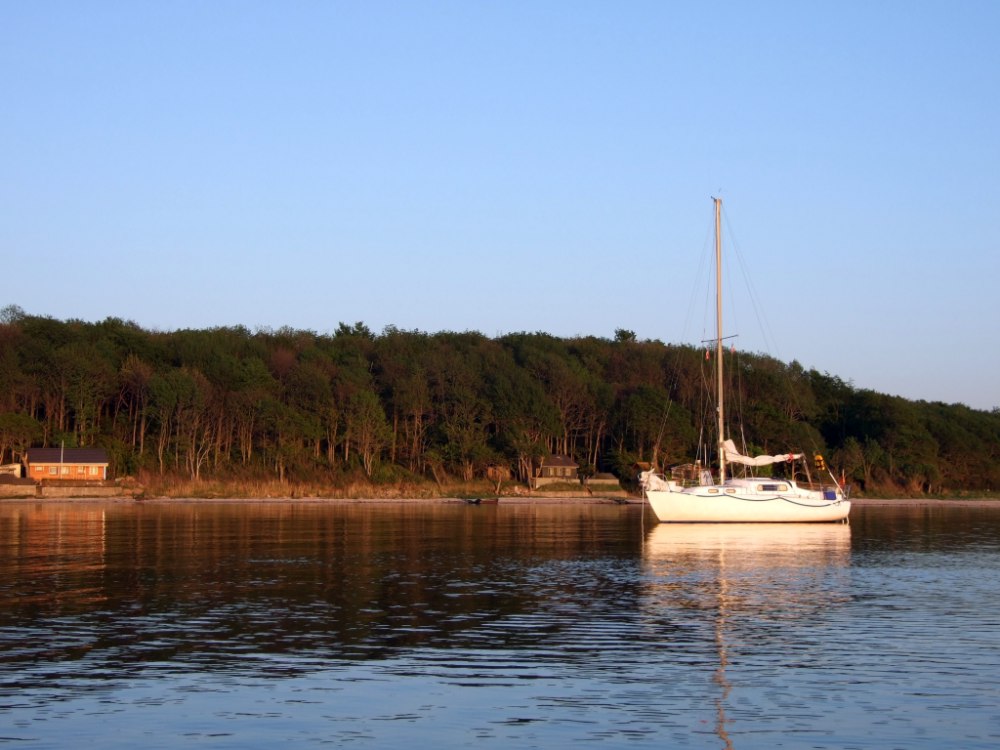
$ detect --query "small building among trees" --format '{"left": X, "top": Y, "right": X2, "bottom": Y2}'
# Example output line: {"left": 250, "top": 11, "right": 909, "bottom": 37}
{"left": 532, "top": 454, "right": 579, "bottom": 488}
{"left": 25, "top": 448, "right": 110, "bottom": 482}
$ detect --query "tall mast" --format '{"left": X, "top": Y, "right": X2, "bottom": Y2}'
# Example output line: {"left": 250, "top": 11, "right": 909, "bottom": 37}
{"left": 714, "top": 197, "right": 726, "bottom": 483}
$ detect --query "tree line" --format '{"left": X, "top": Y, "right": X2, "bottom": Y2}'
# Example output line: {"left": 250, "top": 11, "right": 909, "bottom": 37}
{"left": 1, "top": 306, "right": 997, "bottom": 495}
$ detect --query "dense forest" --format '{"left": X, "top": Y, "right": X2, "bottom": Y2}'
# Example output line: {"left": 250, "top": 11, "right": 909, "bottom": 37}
{"left": 1, "top": 305, "right": 998, "bottom": 497}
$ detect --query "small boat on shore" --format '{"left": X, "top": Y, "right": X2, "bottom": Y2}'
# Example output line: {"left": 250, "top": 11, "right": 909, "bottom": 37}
{"left": 465, "top": 497, "right": 499, "bottom": 505}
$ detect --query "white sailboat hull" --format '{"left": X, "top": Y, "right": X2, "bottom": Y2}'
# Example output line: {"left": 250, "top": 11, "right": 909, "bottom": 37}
{"left": 645, "top": 484, "right": 851, "bottom": 523}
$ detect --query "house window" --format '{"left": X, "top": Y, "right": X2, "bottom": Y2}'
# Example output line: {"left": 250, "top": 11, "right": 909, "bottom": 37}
{"left": 61, "top": 467, "right": 69, "bottom": 475}
{"left": 49, "top": 467, "right": 57, "bottom": 475}
{"left": 90, "top": 467, "right": 100, "bottom": 476}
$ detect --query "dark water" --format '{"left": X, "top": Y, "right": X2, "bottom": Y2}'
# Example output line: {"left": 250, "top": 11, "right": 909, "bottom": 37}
{"left": 1, "top": 502, "right": 998, "bottom": 749}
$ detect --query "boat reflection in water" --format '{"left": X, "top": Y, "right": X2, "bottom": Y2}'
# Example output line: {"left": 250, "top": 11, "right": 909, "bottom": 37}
{"left": 643, "top": 522, "right": 852, "bottom": 570}
{"left": 641, "top": 523, "right": 852, "bottom": 749}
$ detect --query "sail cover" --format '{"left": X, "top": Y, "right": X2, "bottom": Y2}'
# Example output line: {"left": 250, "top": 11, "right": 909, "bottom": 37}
{"left": 723, "top": 439, "right": 801, "bottom": 467}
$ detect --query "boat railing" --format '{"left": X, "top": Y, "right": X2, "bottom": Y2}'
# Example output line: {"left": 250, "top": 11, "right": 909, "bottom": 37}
{"left": 670, "top": 464, "right": 713, "bottom": 487}
{"left": 671, "top": 477, "right": 702, "bottom": 488}
{"left": 798, "top": 480, "right": 845, "bottom": 500}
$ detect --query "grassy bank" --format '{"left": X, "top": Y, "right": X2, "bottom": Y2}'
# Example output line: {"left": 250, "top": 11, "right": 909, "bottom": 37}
{"left": 123, "top": 471, "right": 999, "bottom": 502}
{"left": 134, "top": 471, "right": 548, "bottom": 500}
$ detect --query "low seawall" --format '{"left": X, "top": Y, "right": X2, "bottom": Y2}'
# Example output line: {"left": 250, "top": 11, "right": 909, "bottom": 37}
{"left": 0, "top": 481, "right": 137, "bottom": 499}
{"left": 39, "top": 483, "right": 131, "bottom": 499}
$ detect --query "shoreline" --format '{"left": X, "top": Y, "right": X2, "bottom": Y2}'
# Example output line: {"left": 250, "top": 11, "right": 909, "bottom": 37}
{"left": 9, "top": 495, "right": 643, "bottom": 505}
{"left": 3, "top": 495, "right": 998, "bottom": 506}
{"left": 849, "top": 497, "right": 1000, "bottom": 507}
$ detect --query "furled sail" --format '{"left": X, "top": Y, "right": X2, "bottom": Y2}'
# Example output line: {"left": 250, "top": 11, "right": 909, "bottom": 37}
{"left": 723, "top": 439, "right": 801, "bottom": 467}
{"left": 639, "top": 470, "right": 671, "bottom": 492}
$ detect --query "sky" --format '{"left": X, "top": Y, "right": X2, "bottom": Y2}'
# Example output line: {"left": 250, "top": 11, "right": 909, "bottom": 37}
{"left": 3, "top": 1, "right": 999, "bottom": 410}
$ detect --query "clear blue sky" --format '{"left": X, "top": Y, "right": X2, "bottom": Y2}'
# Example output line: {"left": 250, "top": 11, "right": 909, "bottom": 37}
{"left": 3, "top": 2, "right": 998, "bottom": 410}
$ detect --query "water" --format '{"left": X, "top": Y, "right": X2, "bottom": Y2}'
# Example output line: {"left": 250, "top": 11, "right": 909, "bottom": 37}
{"left": 1, "top": 501, "right": 998, "bottom": 749}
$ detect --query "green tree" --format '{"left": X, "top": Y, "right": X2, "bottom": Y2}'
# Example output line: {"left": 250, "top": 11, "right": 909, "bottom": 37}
{"left": 375, "top": 328, "right": 433, "bottom": 473}
{"left": 612, "top": 385, "right": 690, "bottom": 469}
{"left": 259, "top": 397, "right": 315, "bottom": 482}
{"left": 344, "top": 389, "right": 390, "bottom": 478}
{"left": 486, "top": 353, "right": 559, "bottom": 482}
{"left": 0, "top": 412, "right": 43, "bottom": 464}
{"left": 614, "top": 328, "right": 637, "bottom": 343}
{"left": 148, "top": 370, "right": 180, "bottom": 475}
{"left": 116, "top": 354, "right": 154, "bottom": 456}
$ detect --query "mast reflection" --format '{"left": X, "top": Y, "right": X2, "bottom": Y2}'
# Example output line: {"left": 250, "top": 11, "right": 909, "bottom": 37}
{"left": 641, "top": 524, "right": 852, "bottom": 748}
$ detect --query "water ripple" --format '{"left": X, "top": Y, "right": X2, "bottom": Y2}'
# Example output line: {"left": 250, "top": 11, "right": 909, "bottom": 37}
{"left": 2, "top": 504, "right": 1000, "bottom": 747}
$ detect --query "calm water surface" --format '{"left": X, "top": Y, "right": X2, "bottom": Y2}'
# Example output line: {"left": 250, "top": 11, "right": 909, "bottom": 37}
{"left": 1, "top": 501, "right": 998, "bottom": 749}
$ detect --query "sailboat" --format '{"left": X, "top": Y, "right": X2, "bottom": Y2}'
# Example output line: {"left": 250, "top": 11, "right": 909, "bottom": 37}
{"left": 640, "top": 198, "right": 851, "bottom": 523}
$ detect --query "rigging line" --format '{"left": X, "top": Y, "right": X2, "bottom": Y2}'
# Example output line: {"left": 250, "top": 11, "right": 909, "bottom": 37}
{"left": 689, "top": 209, "right": 717, "bottom": 349}
{"left": 655, "top": 205, "right": 718, "bottom": 473}
{"left": 652, "top": 396, "right": 674, "bottom": 471}
{"left": 699, "top": 348, "right": 716, "bottom": 467}
{"left": 721, "top": 206, "right": 780, "bottom": 360}
{"left": 720, "top": 203, "right": 826, "bottom": 463}
{"left": 668, "top": 205, "right": 726, "bottom": 471}
{"left": 729, "top": 347, "right": 749, "bottom": 479}
{"left": 669, "top": 205, "right": 720, "bottom": 361}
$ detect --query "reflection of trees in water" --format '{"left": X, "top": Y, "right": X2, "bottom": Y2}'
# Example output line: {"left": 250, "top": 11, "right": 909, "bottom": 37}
{"left": 0, "top": 503, "right": 647, "bottom": 676}
{"left": 851, "top": 505, "right": 1000, "bottom": 553}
